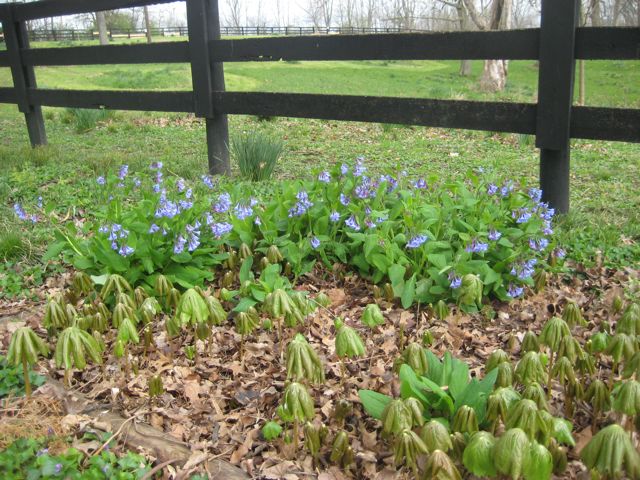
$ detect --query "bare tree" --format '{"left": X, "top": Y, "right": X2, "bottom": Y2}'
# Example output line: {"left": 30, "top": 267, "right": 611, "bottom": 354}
{"left": 304, "top": 0, "right": 334, "bottom": 31}
{"left": 143, "top": 6, "right": 152, "bottom": 43}
{"left": 225, "top": 0, "right": 243, "bottom": 28}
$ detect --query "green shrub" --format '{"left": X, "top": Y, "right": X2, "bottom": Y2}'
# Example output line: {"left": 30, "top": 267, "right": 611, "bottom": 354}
{"left": 231, "top": 131, "right": 283, "bottom": 181}
{"left": 0, "top": 230, "right": 28, "bottom": 261}
{"left": 64, "top": 108, "right": 112, "bottom": 133}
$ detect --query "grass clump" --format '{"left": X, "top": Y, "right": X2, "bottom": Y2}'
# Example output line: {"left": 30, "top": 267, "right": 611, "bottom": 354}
{"left": 231, "top": 131, "right": 283, "bottom": 181}
{"left": 0, "top": 230, "right": 28, "bottom": 261}
{"left": 63, "top": 108, "right": 112, "bottom": 133}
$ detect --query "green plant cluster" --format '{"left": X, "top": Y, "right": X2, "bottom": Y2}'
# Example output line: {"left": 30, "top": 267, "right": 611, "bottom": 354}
{"left": 358, "top": 299, "right": 640, "bottom": 479}
{"left": 0, "top": 355, "right": 45, "bottom": 398}
{"left": 0, "top": 437, "right": 152, "bottom": 479}
{"left": 43, "top": 160, "right": 562, "bottom": 309}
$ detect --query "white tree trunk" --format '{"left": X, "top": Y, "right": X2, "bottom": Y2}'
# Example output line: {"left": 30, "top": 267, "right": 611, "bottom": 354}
{"left": 96, "top": 11, "right": 108, "bottom": 45}
{"left": 144, "top": 6, "right": 152, "bottom": 43}
{"left": 479, "top": 0, "right": 512, "bottom": 92}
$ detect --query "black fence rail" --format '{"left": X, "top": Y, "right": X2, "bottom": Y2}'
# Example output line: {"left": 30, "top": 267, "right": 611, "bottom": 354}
{"left": 0, "top": 0, "right": 639, "bottom": 212}
{"left": 0, "top": 25, "right": 432, "bottom": 43}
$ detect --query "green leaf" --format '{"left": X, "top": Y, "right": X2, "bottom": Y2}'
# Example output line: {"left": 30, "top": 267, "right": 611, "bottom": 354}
{"left": 358, "top": 390, "right": 393, "bottom": 420}
{"left": 239, "top": 256, "right": 254, "bottom": 283}
{"left": 388, "top": 264, "right": 405, "bottom": 297}
{"left": 401, "top": 274, "right": 416, "bottom": 309}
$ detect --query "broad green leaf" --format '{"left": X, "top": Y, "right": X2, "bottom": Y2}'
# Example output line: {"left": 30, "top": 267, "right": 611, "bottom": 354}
{"left": 358, "top": 390, "right": 393, "bottom": 420}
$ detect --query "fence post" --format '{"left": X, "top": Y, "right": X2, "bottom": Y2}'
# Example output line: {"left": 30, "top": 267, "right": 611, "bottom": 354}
{"left": 536, "top": 0, "right": 580, "bottom": 214}
{"left": 186, "top": 0, "right": 230, "bottom": 175}
{"left": 3, "top": 5, "right": 47, "bottom": 147}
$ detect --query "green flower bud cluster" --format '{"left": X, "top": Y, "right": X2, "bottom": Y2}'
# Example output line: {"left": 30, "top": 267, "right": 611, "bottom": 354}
{"left": 458, "top": 274, "right": 483, "bottom": 307}
{"left": 148, "top": 375, "right": 163, "bottom": 398}
{"left": 286, "top": 334, "right": 325, "bottom": 384}
{"left": 335, "top": 319, "right": 366, "bottom": 359}
{"left": 278, "top": 382, "right": 315, "bottom": 423}
{"left": 361, "top": 303, "right": 385, "bottom": 328}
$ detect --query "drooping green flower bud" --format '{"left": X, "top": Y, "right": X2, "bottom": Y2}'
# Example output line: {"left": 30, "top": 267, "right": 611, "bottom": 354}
{"left": 205, "top": 295, "right": 227, "bottom": 325}
{"left": 449, "top": 432, "right": 467, "bottom": 462}
{"left": 226, "top": 249, "right": 238, "bottom": 270}
{"left": 72, "top": 271, "right": 94, "bottom": 296}
{"left": 262, "top": 318, "right": 273, "bottom": 331}
{"left": 522, "top": 382, "right": 549, "bottom": 411}
{"left": 117, "top": 293, "right": 137, "bottom": 310}
{"left": 552, "top": 356, "right": 577, "bottom": 387}
{"left": 423, "top": 450, "right": 461, "bottom": 480}
{"left": 523, "top": 441, "right": 553, "bottom": 480}
{"left": 588, "top": 331, "right": 609, "bottom": 354}
{"left": 623, "top": 351, "right": 640, "bottom": 379}
{"left": 383, "top": 283, "right": 394, "bottom": 302}
{"left": 381, "top": 399, "right": 413, "bottom": 438}
{"left": 585, "top": 379, "right": 611, "bottom": 413}
{"left": 112, "top": 302, "right": 135, "bottom": 329}
{"left": 235, "top": 310, "right": 260, "bottom": 336}
{"left": 462, "top": 432, "right": 497, "bottom": 478}
{"left": 175, "top": 289, "right": 209, "bottom": 326}
{"left": 533, "top": 269, "right": 547, "bottom": 293}
{"left": 558, "top": 335, "right": 582, "bottom": 363}
{"left": 114, "top": 339, "right": 125, "bottom": 358}
{"left": 618, "top": 303, "right": 640, "bottom": 336}
{"left": 335, "top": 322, "right": 365, "bottom": 359}
{"left": 196, "top": 321, "right": 211, "bottom": 342}
{"left": 286, "top": 334, "right": 325, "bottom": 384}
{"left": 551, "top": 417, "right": 575, "bottom": 447}
{"left": 549, "top": 439, "right": 568, "bottom": 475}
{"left": 612, "top": 295, "right": 624, "bottom": 314}
{"left": 613, "top": 379, "right": 640, "bottom": 416}
{"left": 261, "top": 421, "right": 283, "bottom": 441}
{"left": 562, "top": 300, "right": 586, "bottom": 328}
{"left": 452, "top": 405, "right": 478, "bottom": 435}
{"left": 361, "top": 303, "right": 385, "bottom": 328}
{"left": 539, "top": 317, "right": 570, "bottom": 352}
{"left": 167, "top": 288, "right": 181, "bottom": 310}
{"left": 404, "top": 397, "right": 425, "bottom": 427}
{"left": 521, "top": 331, "right": 540, "bottom": 353}
{"left": 433, "top": 300, "right": 450, "bottom": 321}
{"left": 399, "top": 343, "right": 429, "bottom": 376}
{"left": 393, "top": 429, "right": 428, "bottom": 470}
{"left": 239, "top": 242, "right": 252, "bottom": 261}
{"left": 304, "top": 422, "right": 321, "bottom": 457}
{"left": 458, "top": 274, "right": 483, "bottom": 307}
{"left": 315, "top": 292, "right": 331, "bottom": 308}
{"left": 581, "top": 424, "right": 640, "bottom": 479}
{"left": 222, "top": 271, "right": 235, "bottom": 288}
{"left": 422, "top": 330, "right": 434, "bottom": 347}
{"left": 284, "top": 304, "right": 305, "bottom": 328}
{"left": 267, "top": 289, "right": 293, "bottom": 318}
{"left": 495, "top": 362, "right": 514, "bottom": 388}
{"left": 101, "top": 274, "right": 133, "bottom": 300}
{"left": 486, "top": 348, "right": 510, "bottom": 372}
{"left": 149, "top": 375, "right": 163, "bottom": 398}
{"left": 280, "top": 382, "right": 315, "bottom": 422}
{"left": 154, "top": 274, "right": 173, "bottom": 298}
{"left": 266, "top": 245, "right": 283, "bottom": 264}
{"left": 290, "top": 291, "right": 315, "bottom": 316}
{"left": 494, "top": 428, "right": 529, "bottom": 480}
{"left": 165, "top": 314, "right": 181, "bottom": 337}
{"left": 139, "top": 297, "right": 161, "bottom": 324}
{"left": 515, "top": 351, "right": 546, "bottom": 385}
{"left": 606, "top": 333, "right": 638, "bottom": 363}
{"left": 329, "top": 430, "right": 349, "bottom": 464}
{"left": 117, "top": 317, "right": 139, "bottom": 344}
{"left": 505, "top": 399, "right": 546, "bottom": 441}
{"left": 134, "top": 286, "right": 148, "bottom": 308}
{"left": 420, "top": 420, "right": 452, "bottom": 453}
{"left": 487, "top": 387, "right": 521, "bottom": 424}
{"left": 333, "top": 399, "right": 352, "bottom": 424}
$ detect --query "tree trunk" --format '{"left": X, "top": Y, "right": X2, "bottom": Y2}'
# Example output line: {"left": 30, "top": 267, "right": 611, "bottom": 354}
{"left": 144, "top": 6, "right": 152, "bottom": 43}
{"left": 479, "top": 0, "right": 512, "bottom": 92}
{"left": 456, "top": 1, "right": 472, "bottom": 76}
{"left": 96, "top": 11, "right": 108, "bottom": 45}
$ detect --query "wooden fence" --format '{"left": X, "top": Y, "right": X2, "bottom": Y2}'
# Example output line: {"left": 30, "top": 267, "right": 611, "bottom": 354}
{"left": 0, "top": 0, "right": 638, "bottom": 212}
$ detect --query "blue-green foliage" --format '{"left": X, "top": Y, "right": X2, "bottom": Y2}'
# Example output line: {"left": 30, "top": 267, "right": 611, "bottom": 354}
{"left": 0, "top": 437, "right": 151, "bottom": 479}
{"left": 42, "top": 159, "right": 562, "bottom": 305}
{"left": 0, "top": 356, "right": 45, "bottom": 398}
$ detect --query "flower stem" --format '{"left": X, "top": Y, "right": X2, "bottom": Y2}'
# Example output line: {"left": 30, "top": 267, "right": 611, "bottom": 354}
{"left": 22, "top": 356, "right": 31, "bottom": 398}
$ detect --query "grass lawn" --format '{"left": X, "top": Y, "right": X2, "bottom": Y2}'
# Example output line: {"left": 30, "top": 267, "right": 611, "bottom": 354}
{"left": 0, "top": 52, "right": 638, "bottom": 297}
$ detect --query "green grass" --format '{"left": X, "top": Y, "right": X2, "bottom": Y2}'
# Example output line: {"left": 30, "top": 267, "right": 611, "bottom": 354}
{"left": 0, "top": 53, "right": 638, "bottom": 298}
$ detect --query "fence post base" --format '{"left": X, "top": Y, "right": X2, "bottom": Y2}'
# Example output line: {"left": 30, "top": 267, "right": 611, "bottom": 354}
{"left": 539, "top": 147, "right": 570, "bottom": 214}
{"left": 206, "top": 116, "right": 230, "bottom": 176}
{"left": 25, "top": 106, "right": 48, "bottom": 147}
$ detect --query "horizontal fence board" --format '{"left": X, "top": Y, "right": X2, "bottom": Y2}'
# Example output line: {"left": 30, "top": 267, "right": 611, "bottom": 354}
{"left": 0, "top": 51, "right": 9, "bottom": 67}
{"left": 211, "top": 30, "right": 540, "bottom": 62}
{"left": 0, "top": 87, "right": 17, "bottom": 103}
{"left": 13, "top": 0, "right": 180, "bottom": 21}
{"left": 575, "top": 27, "right": 640, "bottom": 59}
{"left": 23, "top": 42, "right": 190, "bottom": 66}
{"left": 28, "top": 88, "right": 194, "bottom": 112}
{"left": 571, "top": 106, "right": 640, "bottom": 142}
{"left": 214, "top": 92, "right": 537, "bottom": 134}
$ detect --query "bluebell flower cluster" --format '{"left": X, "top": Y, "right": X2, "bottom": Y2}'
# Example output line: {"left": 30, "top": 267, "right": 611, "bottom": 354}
{"left": 488, "top": 229, "right": 502, "bottom": 241}
{"left": 235, "top": 202, "right": 254, "bottom": 220}
{"left": 466, "top": 238, "right": 489, "bottom": 253}
{"left": 354, "top": 157, "right": 366, "bottom": 177}
{"left": 508, "top": 283, "right": 524, "bottom": 298}
{"left": 176, "top": 178, "right": 186, "bottom": 193}
{"left": 339, "top": 193, "right": 351, "bottom": 206}
{"left": 449, "top": 273, "right": 462, "bottom": 289}
{"left": 354, "top": 177, "right": 373, "bottom": 199}
{"left": 101, "top": 223, "right": 134, "bottom": 256}
{"left": 528, "top": 187, "right": 543, "bottom": 203}
{"left": 345, "top": 215, "right": 360, "bottom": 231}
{"left": 330, "top": 211, "right": 340, "bottom": 222}
{"left": 529, "top": 238, "right": 549, "bottom": 252}
{"left": 487, "top": 183, "right": 498, "bottom": 195}
{"left": 407, "top": 234, "right": 428, "bottom": 249}
{"left": 510, "top": 259, "right": 537, "bottom": 280}
{"left": 340, "top": 163, "right": 349, "bottom": 175}
{"left": 318, "top": 171, "right": 331, "bottom": 183}
{"left": 413, "top": 178, "right": 427, "bottom": 189}
{"left": 211, "top": 222, "right": 233, "bottom": 238}
{"left": 288, "top": 190, "right": 313, "bottom": 217}
{"left": 155, "top": 191, "right": 180, "bottom": 219}
{"left": 174, "top": 235, "right": 187, "bottom": 254}
{"left": 214, "top": 193, "right": 231, "bottom": 213}
{"left": 202, "top": 175, "right": 215, "bottom": 189}
{"left": 500, "top": 182, "right": 514, "bottom": 197}
{"left": 310, "top": 236, "right": 321, "bottom": 249}
{"left": 186, "top": 220, "right": 201, "bottom": 251}
{"left": 97, "top": 176, "right": 106, "bottom": 186}
{"left": 512, "top": 208, "right": 532, "bottom": 224}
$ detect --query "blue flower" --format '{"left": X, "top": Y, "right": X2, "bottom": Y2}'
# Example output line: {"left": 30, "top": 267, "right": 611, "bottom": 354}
{"left": 529, "top": 238, "right": 549, "bottom": 252}
{"left": 148, "top": 224, "right": 160, "bottom": 234}
{"left": 36, "top": 448, "right": 48, "bottom": 457}
{"left": 339, "top": 193, "right": 351, "bottom": 206}
{"left": 510, "top": 260, "right": 536, "bottom": 280}
{"left": 553, "top": 248, "right": 566, "bottom": 259}
{"left": 150, "top": 161, "right": 163, "bottom": 170}
{"left": 413, "top": 178, "right": 427, "bottom": 189}
{"left": 488, "top": 229, "right": 502, "bottom": 241}
{"left": 98, "top": 225, "right": 109, "bottom": 234}
{"left": 178, "top": 200, "right": 193, "bottom": 211}
{"left": 54, "top": 463, "right": 63, "bottom": 474}
{"left": 500, "top": 182, "right": 514, "bottom": 197}
{"left": 487, "top": 183, "right": 498, "bottom": 195}
{"left": 508, "top": 283, "right": 524, "bottom": 298}
{"left": 542, "top": 220, "right": 553, "bottom": 235}
{"left": 450, "top": 276, "right": 462, "bottom": 289}
{"left": 13, "top": 204, "right": 27, "bottom": 221}
{"left": 185, "top": 188, "right": 193, "bottom": 200}
{"left": 97, "top": 176, "right": 106, "bottom": 185}
{"left": 204, "top": 213, "right": 214, "bottom": 225}
{"left": 365, "top": 219, "right": 377, "bottom": 229}
{"left": 176, "top": 178, "right": 186, "bottom": 192}
{"left": 528, "top": 187, "right": 543, "bottom": 203}
{"left": 155, "top": 199, "right": 179, "bottom": 219}
{"left": 407, "top": 234, "right": 428, "bottom": 249}
{"left": 340, "top": 163, "right": 349, "bottom": 175}
{"left": 211, "top": 222, "right": 233, "bottom": 238}
{"left": 174, "top": 235, "right": 187, "bottom": 255}
{"left": 513, "top": 209, "right": 532, "bottom": 224}
{"left": 234, "top": 202, "right": 253, "bottom": 220}
{"left": 254, "top": 216, "right": 262, "bottom": 226}
{"left": 354, "top": 157, "right": 366, "bottom": 177}
{"left": 133, "top": 178, "right": 141, "bottom": 188}
{"left": 288, "top": 191, "right": 313, "bottom": 217}
{"left": 355, "top": 183, "right": 372, "bottom": 199}
{"left": 153, "top": 184, "right": 161, "bottom": 193}
{"left": 466, "top": 239, "right": 489, "bottom": 253}
{"left": 345, "top": 215, "right": 360, "bottom": 231}
{"left": 118, "top": 245, "right": 134, "bottom": 257}
{"left": 188, "top": 234, "right": 200, "bottom": 252}
{"left": 201, "top": 175, "right": 214, "bottom": 189}
{"left": 214, "top": 193, "right": 232, "bottom": 213}
{"left": 118, "top": 164, "right": 129, "bottom": 180}
{"left": 318, "top": 171, "right": 331, "bottom": 183}
{"left": 310, "top": 236, "right": 321, "bottom": 249}
{"left": 329, "top": 211, "right": 340, "bottom": 222}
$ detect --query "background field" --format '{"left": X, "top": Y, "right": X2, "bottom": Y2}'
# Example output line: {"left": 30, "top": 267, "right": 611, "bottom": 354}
{"left": 0, "top": 52, "right": 639, "bottom": 297}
